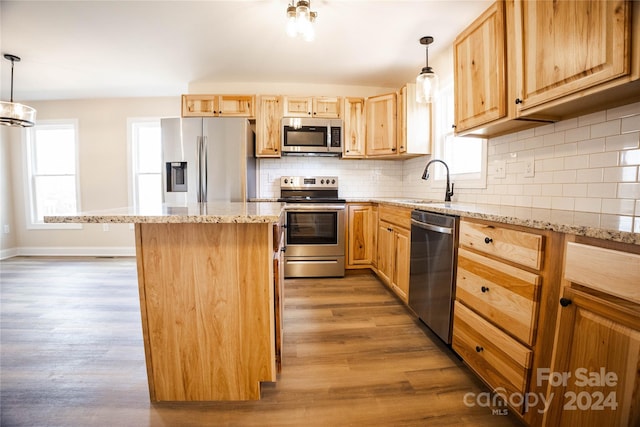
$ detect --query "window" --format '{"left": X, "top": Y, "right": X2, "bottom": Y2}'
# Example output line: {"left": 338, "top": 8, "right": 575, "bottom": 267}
{"left": 25, "top": 120, "right": 80, "bottom": 229}
{"left": 433, "top": 83, "right": 487, "bottom": 188}
{"left": 129, "top": 119, "right": 162, "bottom": 212}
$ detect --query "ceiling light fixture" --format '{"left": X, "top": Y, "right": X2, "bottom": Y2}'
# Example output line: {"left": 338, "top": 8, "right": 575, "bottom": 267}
{"left": 416, "top": 36, "right": 438, "bottom": 104}
{"left": 1, "top": 54, "right": 36, "bottom": 127}
{"left": 286, "top": 1, "right": 317, "bottom": 42}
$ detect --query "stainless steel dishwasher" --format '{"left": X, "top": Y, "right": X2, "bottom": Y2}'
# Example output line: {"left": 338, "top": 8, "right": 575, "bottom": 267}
{"left": 408, "top": 210, "right": 459, "bottom": 344}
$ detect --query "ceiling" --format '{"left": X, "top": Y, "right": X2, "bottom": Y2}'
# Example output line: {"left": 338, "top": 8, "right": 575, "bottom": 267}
{"left": 0, "top": 0, "right": 492, "bottom": 101}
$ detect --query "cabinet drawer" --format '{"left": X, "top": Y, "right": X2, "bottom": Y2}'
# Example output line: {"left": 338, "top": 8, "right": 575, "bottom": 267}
{"left": 456, "top": 248, "right": 540, "bottom": 346}
{"left": 459, "top": 220, "right": 543, "bottom": 270}
{"left": 564, "top": 242, "right": 640, "bottom": 304}
{"left": 452, "top": 301, "right": 532, "bottom": 406}
{"left": 378, "top": 205, "right": 411, "bottom": 229}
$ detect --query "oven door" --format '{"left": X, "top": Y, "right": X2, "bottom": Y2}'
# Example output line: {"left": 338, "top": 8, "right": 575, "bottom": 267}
{"left": 284, "top": 204, "right": 345, "bottom": 257}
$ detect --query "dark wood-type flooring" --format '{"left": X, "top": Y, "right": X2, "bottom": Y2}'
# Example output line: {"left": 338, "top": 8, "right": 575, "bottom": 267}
{"left": 1, "top": 257, "right": 523, "bottom": 426}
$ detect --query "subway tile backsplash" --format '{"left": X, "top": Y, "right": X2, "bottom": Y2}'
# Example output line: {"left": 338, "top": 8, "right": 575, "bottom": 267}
{"left": 258, "top": 102, "right": 640, "bottom": 231}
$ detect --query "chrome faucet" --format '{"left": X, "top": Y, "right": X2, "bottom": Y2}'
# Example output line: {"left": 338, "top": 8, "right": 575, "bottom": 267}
{"left": 422, "top": 159, "right": 454, "bottom": 202}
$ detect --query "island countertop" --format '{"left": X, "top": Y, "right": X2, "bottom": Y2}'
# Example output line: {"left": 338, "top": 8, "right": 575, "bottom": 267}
{"left": 44, "top": 202, "right": 284, "bottom": 224}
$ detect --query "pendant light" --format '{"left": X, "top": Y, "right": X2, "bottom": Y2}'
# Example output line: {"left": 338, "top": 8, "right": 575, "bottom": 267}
{"left": 0, "top": 54, "right": 36, "bottom": 127}
{"left": 416, "top": 36, "right": 438, "bottom": 104}
{"left": 286, "top": 1, "right": 317, "bottom": 42}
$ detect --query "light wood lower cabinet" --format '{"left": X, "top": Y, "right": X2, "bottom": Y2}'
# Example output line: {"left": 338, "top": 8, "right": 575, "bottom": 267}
{"left": 346, "top": 203, "right": 375, "bottom": 268}
{"left": 376, "top": 205, "right": 411, "bottom": 303}
{"left": 135, "top": 222, "right": 276, "bottom": 401}
{"left": 453, "top": 218, "right": 563, "bottom": 426}
{"left": 543, "top": 238, "right": 640, "bottom": 426}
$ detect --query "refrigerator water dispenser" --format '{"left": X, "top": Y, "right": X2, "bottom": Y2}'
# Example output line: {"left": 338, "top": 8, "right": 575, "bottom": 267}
{"left": 166, "top": 162, "right": 187, "bottom": 192}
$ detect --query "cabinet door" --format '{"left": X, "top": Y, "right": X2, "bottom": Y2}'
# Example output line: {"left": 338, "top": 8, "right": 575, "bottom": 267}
{"left": 342, "top": 97, "right": 366, "bottom": 158}
{"left": 376, "top": 222, "right": 394, "bottom": 285}
{"left": 182, "top": 94, "right": 218, "bottom": 117}
{"left": 393, "top": 227, "right": 410, "bottom": 302}
{"left": 218, "top": 95, "right": 255, "bottom": 117}
{"left": 544, "top": 287, "right": 640, "bottom": 426}
{"left": 283, "top": 96, "right": 313, "bottom": 117}
{"left": 366, "top": 93, "right": 397, "bottom": 156}
{"left": 517, "top": 0, "right": 632, "bottom": 112}
{"left": 347, "top": 204, "right": 373, "bottom": 267}
{"left": 256, "top": 96, "right": 282, "bottom": 157}
{"left": 313, "top": 97, "right": 341, "bottom": 118}
{"left": 453, "top": 1, "right": 507, "bottom": 132}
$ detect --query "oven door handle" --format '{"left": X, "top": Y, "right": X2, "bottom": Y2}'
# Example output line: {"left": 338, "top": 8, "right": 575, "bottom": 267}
{"left": 411, "top": 219, "right": 453, "bottom": 234}
{"left": 284, "top": 204, "right": 346, "bottom": 211}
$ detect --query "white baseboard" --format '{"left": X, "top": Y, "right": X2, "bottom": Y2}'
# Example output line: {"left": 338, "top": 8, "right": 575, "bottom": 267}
{"left": 4, "top": 246, "right": 136, "bottom": 258}
{"left": 0, "top": 247, "right": 19, "bottom": 260}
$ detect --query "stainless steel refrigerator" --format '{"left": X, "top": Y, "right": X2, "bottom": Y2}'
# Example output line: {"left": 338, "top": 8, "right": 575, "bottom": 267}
{"left": 161, "top": 118, "right": 256, "bottom": 203}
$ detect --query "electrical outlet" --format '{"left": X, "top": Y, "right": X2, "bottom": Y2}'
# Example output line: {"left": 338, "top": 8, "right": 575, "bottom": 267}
{"left": 3, "top": 224, "right": 9, "bottom": 234}
{"left": 524, "top": 159, "right": 535, "bottom": 178}
{"left": 102, "top": 224, "right": 109, "bottom": 232}
{"left": 494, "top": 160, "right": 506, "bottom": 179}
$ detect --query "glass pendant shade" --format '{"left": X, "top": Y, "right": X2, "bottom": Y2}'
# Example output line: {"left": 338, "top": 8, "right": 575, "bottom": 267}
{"left": 285, "top": 0, "right": 316, "bottom": 41}
{"left": 1, "top": 54, "right": 36, "bottom": 127}
{"left": 0, "top": 100, "right": 36, "bottom": 127}
{"left": 416, "top": 68, "right": 438, "bottom": 104}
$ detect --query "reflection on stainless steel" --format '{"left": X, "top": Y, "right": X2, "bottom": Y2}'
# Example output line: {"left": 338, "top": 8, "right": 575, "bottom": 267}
{"left": 279, "top": 176, "right": 346, "bottom": 278}
{"left": 408, "top": 209, "right": 459, "bottom": 344}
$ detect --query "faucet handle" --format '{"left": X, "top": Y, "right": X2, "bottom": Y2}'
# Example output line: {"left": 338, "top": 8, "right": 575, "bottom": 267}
{"left": 446, "top": 182, "right": 455, "bottom": 202}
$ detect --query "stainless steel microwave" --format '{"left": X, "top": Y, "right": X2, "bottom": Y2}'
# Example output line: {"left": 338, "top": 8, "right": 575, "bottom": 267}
{"left": 281, "top": 118, "right": 342, "bottom": 156}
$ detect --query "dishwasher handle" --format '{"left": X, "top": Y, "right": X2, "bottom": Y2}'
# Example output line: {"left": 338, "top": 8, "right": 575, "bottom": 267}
{"left": 411, "top": 218, "right": 453, "bottom": 234}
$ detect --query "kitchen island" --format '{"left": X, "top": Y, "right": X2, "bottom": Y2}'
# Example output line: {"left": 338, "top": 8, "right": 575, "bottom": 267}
{"left": 46, "top": 202, "right": 284, "bottom": 402}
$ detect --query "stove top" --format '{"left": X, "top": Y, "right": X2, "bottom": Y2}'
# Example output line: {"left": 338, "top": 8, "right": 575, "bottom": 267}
{"left": 279, "top": 176, "right": 343, "bottom": 203}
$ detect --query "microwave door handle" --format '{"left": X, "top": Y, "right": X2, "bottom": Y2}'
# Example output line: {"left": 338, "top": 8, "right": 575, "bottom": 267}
{"left": 200, "top": 136, "right": 208, "bottom": 203}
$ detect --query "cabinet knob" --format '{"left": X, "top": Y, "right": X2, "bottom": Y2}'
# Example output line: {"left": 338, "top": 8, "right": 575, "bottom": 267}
{"left": 560, "top": 298, "right": 572, "bottom": 307}
{"left": 515, "top": 98, "right": 523, "bottom": 105}
{"left": 484, "top": 237, "right": 493, "bottom": 244}
{"left": 481, "top": 286, "right": 489, "bottom": 293}
{"left": 452, "top": 124, "right": 457, "bottom": 129}
{"left": 281, "top": 246, "right": 287, "bottom": 253}
{"left": 346, "top": 150, "right": 350, "bottom": 153}
{"left": 387, "top": 227, "right": 393, "bottom": 232}
{"left": 475, "top": 346, "right": 484, "bottom": 353}
{"left": 391, "top": 148, "right": 396, "bottom": 152}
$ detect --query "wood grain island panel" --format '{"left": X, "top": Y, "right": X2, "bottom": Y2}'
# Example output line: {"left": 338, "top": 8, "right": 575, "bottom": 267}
{"left": 135, "top": 222, "right": 276, "bottom": 401}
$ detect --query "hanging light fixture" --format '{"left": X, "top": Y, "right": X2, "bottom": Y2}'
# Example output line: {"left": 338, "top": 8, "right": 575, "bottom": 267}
{"left": 416, "top": 36, "right": 438, "bottom": 104}
{"left": 0, "top": 54, "right": 36, "bottom": 127}
{"left": 286, "top": 1, "right": 317, "bottom": 42}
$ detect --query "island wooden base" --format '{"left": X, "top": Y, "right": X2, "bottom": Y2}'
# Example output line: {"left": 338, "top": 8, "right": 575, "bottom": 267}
{"left": 134, "top": 223, "right": 276, "bottom": 401}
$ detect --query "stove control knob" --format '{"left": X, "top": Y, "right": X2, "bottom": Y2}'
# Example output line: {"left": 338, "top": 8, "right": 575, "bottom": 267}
{"left": 284, "top": 178, "right": 288, "bottom": 184}
{"left": 331, "top": 179, "right": 336, "bottom": 184}
{"left": 321, "top": 179, "right": 325, "bottom": 184}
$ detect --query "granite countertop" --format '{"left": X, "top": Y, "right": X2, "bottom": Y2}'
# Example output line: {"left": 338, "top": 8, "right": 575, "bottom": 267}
{"left": 364, "top": 198, "right": 640, "bottom": 246}
{"left": 44, "top": 202, "right": 284, "bottom": 224}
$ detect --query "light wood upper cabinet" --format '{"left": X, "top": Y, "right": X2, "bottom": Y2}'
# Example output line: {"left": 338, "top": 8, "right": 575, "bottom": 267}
{"left": 365, "top": 92, "right": 397, "bottom": 157}
{"left": 342, "top": 97, "right": 366, "bottom": 158}
{"left": 255, "top": 95, "right": 283, "bottom": 158}
{"left": 454, "top": 1, "right": 507, "bottom": 132}
{"left": 283, "top": 96, "right": 341, "bottom": 118}
{"left": 398, "top": 84, "right": 432, "bottom": 157}
{"left": 453, "top": 0, "right": 639, "bottom": 137}
{"left": 182, "top": 94, "right": 255, "bottom": 118}
{"left": 516, "top": 0, "right": 634, "bottom": 113}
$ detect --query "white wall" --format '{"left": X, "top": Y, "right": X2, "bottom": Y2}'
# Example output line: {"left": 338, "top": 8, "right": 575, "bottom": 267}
{"left": 5, "top": 97, "right": 180, "bottom": 257}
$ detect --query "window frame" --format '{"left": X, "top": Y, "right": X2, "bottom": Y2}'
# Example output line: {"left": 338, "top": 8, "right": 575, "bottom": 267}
{"left": 127, "top": 117, "right": 163, "bottom": 212}
{"left": 431, "top": 82, "right": 488, "bottom": 189}
{"left": 23, "top": 119, "right": 82, "bottom": 230}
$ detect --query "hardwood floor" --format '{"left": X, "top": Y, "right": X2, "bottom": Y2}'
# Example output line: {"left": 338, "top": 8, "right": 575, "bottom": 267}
{"left": 0, "top": 257, "right": 523, "bottom": 426}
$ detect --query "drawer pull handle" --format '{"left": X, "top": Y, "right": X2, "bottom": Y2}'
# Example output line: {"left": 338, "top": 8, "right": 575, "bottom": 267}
{"left": 481, "top": 286, "right": 489, "bottom": 293}
{"left": 484, "top": 237, "right": 493, "bottom": 244}
{"left": 560, "top": 298, "right": 572, "bottom": 307}
{"left": 475, "top": 346, "right": 484, "bottom": 353}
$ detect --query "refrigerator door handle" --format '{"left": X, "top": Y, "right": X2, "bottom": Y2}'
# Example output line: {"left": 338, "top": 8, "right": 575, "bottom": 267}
{"left": 200, "top": 136, "right": 208, "bottom": 203}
